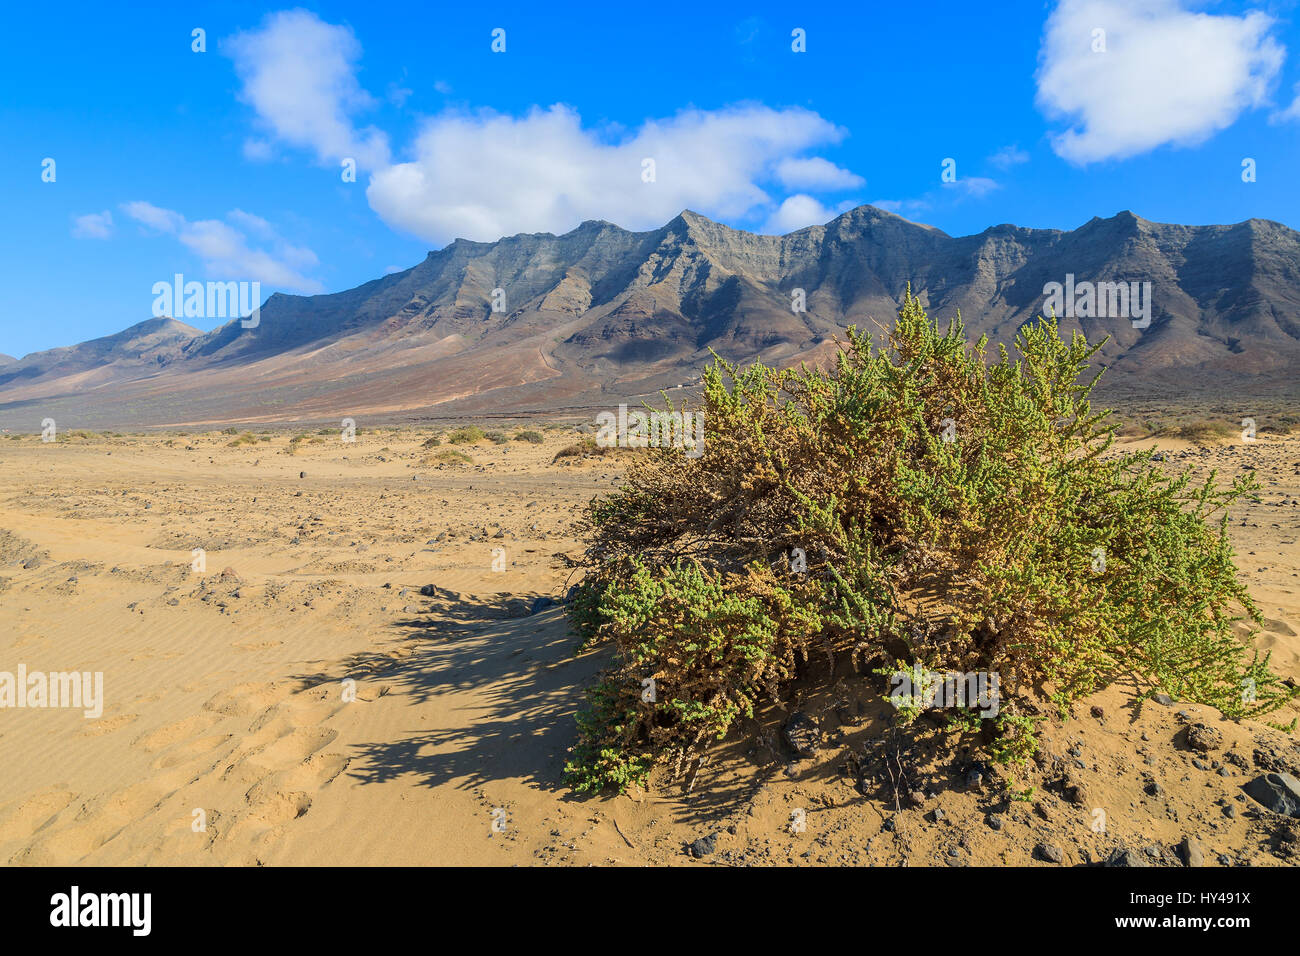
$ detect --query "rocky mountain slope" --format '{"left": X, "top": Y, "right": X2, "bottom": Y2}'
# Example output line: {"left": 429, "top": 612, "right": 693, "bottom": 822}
{"left": 3, "top": 206, "right": 1298, "bottom": 428}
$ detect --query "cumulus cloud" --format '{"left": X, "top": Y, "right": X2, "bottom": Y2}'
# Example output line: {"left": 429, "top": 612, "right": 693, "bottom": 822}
{"left": 226, "top": 9, "right": 390, "bottom": 170}
{"left": 1036, "top": 0, "right": 1285, "bottom": 164}
{"left": 72, "top": 210, "right": 113, "bottom": 239}
{"left": 366, "top": 103, "right": 857, "bottom": 244}
{"left": 121, "top": 202, "right": 322, "bottom": 292}
{"left": 226, "top": 11, "right": 866, "bottom": 245}
{"left": 773, "top": 156, "right": 864, "bottom": 190}
{"left": 760, "top": 195, "right": 858, "bottom": 234}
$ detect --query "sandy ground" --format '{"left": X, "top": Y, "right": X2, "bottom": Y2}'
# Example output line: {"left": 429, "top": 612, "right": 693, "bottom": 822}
{"left": 0, "top": 425, "right": 1298, "bottom": 866}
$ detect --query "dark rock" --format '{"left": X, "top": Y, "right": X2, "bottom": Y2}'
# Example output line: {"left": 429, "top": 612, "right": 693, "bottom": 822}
{"left": 1153, "top": 693, "right": 1174, "bottom": 706}
{"left": 1242, "top": 773, "right": 1300, "bottom": 817}
{"left": 689, "top": 833, "right": 717, "bottom": 858}
{"left": 782, "top": 712, "right": 821, "bottom": 759}
{"left": 1035, "top": 842, "right": 1064, "bottom": 864}
{"left": 530, "top": 596, "right": 557, "bottom": 615}
{"left": 1186, "top": 722, "right": 1224, "bottom": 753}
{"left": 985, "top": 813, "right": 1003, "bottom": 831}
{"left": 1104, "top": 846, "right": 1150, "bottom": 867}
{"left": 1090, "top": 705, "right": 1104, "bottom": 719}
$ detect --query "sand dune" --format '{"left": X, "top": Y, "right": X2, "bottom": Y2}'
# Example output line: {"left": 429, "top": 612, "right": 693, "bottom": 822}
{"left": 1, "top": 426, "right": 1298, "bottom": 865}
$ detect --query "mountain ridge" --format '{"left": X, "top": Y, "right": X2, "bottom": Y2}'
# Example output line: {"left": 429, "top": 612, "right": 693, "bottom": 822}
{"left": 3, "top": 204, "right": 1299, "bottom": 427}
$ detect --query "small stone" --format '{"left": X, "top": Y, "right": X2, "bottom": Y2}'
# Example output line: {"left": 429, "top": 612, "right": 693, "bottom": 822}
{"left": 1186, "top": 722, "right": 1224, "bottom": 753}
{"left": 1034, "top": 843, "right": 1064, "bottom": 864}
{"left": 689, "top": 833, "right": 717, "bottom": 858}
{"left": 1104, "top": 846, "right": 1150, "bottom": 867}
{"left": 1179, "top": 835, "right": 1204, "bottom": 867}
{"left": 1090, "top": 705, "right": 1105, "bottom": 719}
{"left": 1153, "top": 693, "right": 1174, "bottom": 706}
{"left": 985, "top": 813, "right": 1003, "bottom": 831}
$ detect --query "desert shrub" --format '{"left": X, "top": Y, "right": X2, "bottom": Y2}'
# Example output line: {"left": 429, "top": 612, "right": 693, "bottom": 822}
{"left": 421, "top": 436, "right": 442, "bottom": 448}
{"left": 486, "top": 430, "right": 509, "bottom": 444}
{"left": 565, "top": 291, "right": 1295, "bottom": 793}
{"left": 515, "top": 430, "right": 545, "bottom": 444}
{"left": 552, "top": 439, "right": 638, "bottom": 462}
{"left": 425, "top": 449, "right": 472, "bottom": 466}
{"left": 226, "top": 431, "right": 257, "bottom": 447}
{"left": 448, "top": 426, "right": 485, "bottom": 445}
{"left": 1176, "top": 420, "right": 1233, "bottom": 443}
{"left": 553, "top": 439, "right": 598, "bottom": 461}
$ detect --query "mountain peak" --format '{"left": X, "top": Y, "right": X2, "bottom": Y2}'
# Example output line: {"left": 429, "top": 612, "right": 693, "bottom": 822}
{"left": 7, "top": 206, "right": 1300, "bottom": 427}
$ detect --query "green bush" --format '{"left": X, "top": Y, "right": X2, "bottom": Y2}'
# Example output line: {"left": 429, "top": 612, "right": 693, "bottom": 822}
{"left": 514, "top": 430, "right": 545, "bottom": 444}
{"left": 448, "top": 426, "right": 485, "bottom": 445}
{"left": 565, "top": 291, "right": 1295, "bottom": 793}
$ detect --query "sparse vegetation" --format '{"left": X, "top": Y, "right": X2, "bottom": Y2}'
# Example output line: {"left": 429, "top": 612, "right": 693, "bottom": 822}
{"left": 425, "top": 449, "right": 473, "bottom": 466}
{"left": 564, "top": 291, "right": 1296, "bottom": 794}
{"left": 514, "top": 430, "right": 545, "bottom": 444}
{"left": 447, "top": 426, "right": 485, "bottom": 445}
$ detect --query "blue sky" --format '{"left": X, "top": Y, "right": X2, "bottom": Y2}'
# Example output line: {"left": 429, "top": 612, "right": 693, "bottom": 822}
{"left": 3, "top": 0, "right": 1299, "bottom": 357}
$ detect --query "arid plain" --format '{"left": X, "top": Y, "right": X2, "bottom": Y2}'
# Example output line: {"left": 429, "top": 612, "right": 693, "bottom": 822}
{"left": 1, "top": 417, "right": 1299, "bottom": 866}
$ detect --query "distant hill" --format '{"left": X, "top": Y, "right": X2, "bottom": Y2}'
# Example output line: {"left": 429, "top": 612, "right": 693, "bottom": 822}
{"left": 3, "top": 206, "right": 1298, "bottom": 428}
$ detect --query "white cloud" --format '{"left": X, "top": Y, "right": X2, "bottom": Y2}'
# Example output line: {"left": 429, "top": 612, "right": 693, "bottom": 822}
{"left": 226, "top": 9, "right": 390, "bottom": 170}
{"left": 988, "top": 145, "right": 1030, "bottom": 169}
{"left": 366, "top": 103, "right": 857, "bottom": 244}
{"left": 1036, "top": 0, "right": 1285, "bottom": 164}
{"left": 774, "top": 157, "right": 864, "bottom": 191}
{"left": 72, "top": 210, "right": 113, "bottom": 239}
{"left": 943, "top": 176, "right": 1000, "bottom": 199}
{"left": 760, "top": 195, "right": 858, "bottom": 234}
{"left": 121, "top": 201, "right": 184, "bottom": 233}
{"left": 226, "top": 11, "right": 866, "bottom": 246}
{"left": 121, "top": 202, "right": 322, "bottom": 292}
